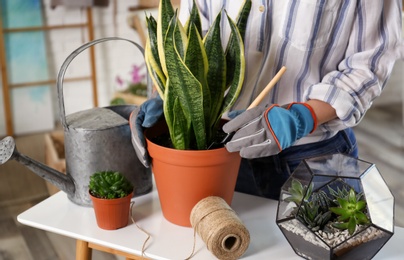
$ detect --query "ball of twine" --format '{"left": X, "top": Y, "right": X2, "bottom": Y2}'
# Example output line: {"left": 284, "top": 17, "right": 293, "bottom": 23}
{"left": 190, "top": 196, "right": 250, "bottom": 260}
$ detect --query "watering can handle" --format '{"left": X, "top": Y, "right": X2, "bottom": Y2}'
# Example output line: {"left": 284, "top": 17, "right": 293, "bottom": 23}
{"left": 57, "top": 37, "right": 152, "bottom": 129}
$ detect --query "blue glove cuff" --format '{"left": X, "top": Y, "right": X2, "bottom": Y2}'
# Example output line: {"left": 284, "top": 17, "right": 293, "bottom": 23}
{"left": 266, "top": 103, "right": 316, "bottom": 150}
{"left": 288, "top": 103, "right": 317, "bottom": 139}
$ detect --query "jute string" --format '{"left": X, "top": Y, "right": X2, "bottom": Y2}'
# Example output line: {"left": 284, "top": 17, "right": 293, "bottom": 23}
{"left": 188, "top": 196, "right": 250, "bottom": 260}
{"left": 130, "top": 202, "right": 151, "bottom": 258}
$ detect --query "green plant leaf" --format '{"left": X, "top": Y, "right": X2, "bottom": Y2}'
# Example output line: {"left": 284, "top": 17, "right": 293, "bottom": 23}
{"left": 157, "top": 0, "right": 175, "bottom": 76}
{"left": 236, "top": 0, "right": 251, "bottom": 41}
{"left": 184, "top": 0, "right": 202, "bottom": 38}
{"left": 172, "top": 11, "right": 188, "bottom": 60}
{"left": 145, "top": 0, "right": 250, "bottom": 150}
{"left": 225, "top": 0, "right": 251, "bottom": 85}
{"left": 145, "top": 15, "right": 166, "bottom": 98}
{"left": 333, "top": 221, "right": 349, "bottom": 230}
{"left": 348, "top": 189, "right": 357, "bottom": 204}
{"left": 338, "top": 212, "right": 351, "bottom": 222}
{"left": 337, "top": 197, "right": 349, "bottom": 209}
{"left": 203, "top": 11, "right": 226, "bottom": 132}
{"left": 185, "top": 23, "right": 211, "bottom": 140}
{"left": 163, "top": 15, "right": 206, "bottom": 149}
{"left": 185, "top": 24, "right": 208, "bottom": 81}
{"left": 165, "top": 93, "right": 190, "bottom": 149}
{"left": 347, "top": 216, "right": 357, "bottom": 235}
{"left": 292, "top": 179, "right": 303, "bottom": 191}
{"left": 216, "top": 12, "right": 245, "bottom": 125}
{"left": 173, "top": 97, "right": 191, "bottom": 149}
{"left": 355, "top": 211, "right": 370, "bottom": 224}
{"left": 330, "top": 205, "right": 349, "bottom": 214}
{"left": 355, "top": 200, "right": 367, "bottom": 211}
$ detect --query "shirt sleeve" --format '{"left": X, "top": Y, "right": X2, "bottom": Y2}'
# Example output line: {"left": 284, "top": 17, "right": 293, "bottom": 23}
{"left": 306, "top": 0, "right": 403, "bottom": 130}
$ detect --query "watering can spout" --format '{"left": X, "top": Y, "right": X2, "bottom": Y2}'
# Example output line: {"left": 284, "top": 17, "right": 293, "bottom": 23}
{"left": 0, "top": 136, "right": 76, "bottom": 197}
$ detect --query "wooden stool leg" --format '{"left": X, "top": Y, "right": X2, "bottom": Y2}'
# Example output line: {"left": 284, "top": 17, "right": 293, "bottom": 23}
{"left": 76, "top": 240, "right": 92, "bottom": 260}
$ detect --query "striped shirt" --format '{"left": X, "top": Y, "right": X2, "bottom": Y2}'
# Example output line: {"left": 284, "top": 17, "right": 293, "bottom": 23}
{"left": 179, "top": 0, "right": 403, "bottom": 145}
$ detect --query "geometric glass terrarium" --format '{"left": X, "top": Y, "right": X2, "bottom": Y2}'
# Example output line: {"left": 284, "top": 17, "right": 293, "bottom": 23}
{"left": 276, "top": 153, "right": 394, "bottom": 260}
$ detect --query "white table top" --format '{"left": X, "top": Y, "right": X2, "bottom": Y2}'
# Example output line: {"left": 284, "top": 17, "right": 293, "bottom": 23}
{"left": 18, "top": 189, "right": 404, "bottom": 259}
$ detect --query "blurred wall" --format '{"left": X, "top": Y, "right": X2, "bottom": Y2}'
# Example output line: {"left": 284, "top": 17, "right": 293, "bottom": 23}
{"left": 0, "top": 0, "right": 154, "bottom": 135}
{"left": 42, "top": 0, "right": 148, "bottom": 121}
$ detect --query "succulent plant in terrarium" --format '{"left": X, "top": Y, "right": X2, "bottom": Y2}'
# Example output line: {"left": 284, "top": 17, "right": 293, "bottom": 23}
{"left": 329, "top": 186, "right": 370, "bottom": 235}
{"left": 297, "top": 190, "right": 333, "bottom": 232}
{"left": 284, "top": 179, "right": 313, "bottom": 205}
{"left": 285, "top": 179, "right": 370, "bottom": 235}
{"left": 89, "top": 171, "right": 134, "bottom": 199}
{"left": 277, "top": 154, "right": 394, "bottom": 259}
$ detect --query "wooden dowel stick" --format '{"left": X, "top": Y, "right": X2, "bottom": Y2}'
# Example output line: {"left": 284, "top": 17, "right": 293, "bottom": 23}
{"left": 247, "top": 66, "right": 286, "bottom": 110}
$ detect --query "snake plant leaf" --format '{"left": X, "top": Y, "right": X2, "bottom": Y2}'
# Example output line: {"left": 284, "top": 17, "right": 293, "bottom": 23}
{"left": 164, "top": 88, "right": 190, "bottom": 150}
{"left": 185, "top": 23, "right": 210, "bottom": 138}
{"left": 145, "top": 40, "right": 166, "bottom": 98}
{"left": 185, "top": 24, "right": 208, "bottom": 89}
{"left": 157, "top": 0, "right": 175, "bottom": 75}
{"left": 184, "top": 0, "right": 202, "bottom": 38}
{"left": 226, "top": 0, "right": 252, "bottom": 85}
{"left": 145, "top": 0, "right": 251, "bottom": 150}
{"left": 145, "top": 15, "right": 166, "bottom": 97}
{"left": 164, "top": 15, "right": 206, "bottom": 149}
{"left": 226, "top": 0, "right": 251, "bottom": 48}
{"left": 171, "top": 10, "right": 188, "bottom": 61}
{"left": 146, "top": 16, "right": 163, "bottom": 75}
{"left": 203, "top": 11, "right": 226, "bottom": 131}
{"left": 215, "top": 12, "right": 245, "bottom": 125}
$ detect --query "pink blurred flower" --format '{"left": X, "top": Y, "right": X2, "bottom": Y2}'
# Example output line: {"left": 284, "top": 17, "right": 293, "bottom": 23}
{"left": 115, "top": 75, "right": 126, "bottom": 91}
{"left": 130, "top": 64, "right": 146, "bottom": 84}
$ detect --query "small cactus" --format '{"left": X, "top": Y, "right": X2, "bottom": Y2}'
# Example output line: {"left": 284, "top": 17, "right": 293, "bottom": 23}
{"left": 89, "top": 171, "right": 133, "bottom": 199}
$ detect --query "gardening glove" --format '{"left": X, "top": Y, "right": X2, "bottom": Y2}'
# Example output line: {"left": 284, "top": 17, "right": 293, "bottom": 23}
{"left": 228, "top": 110, "right": 245, "bottom": 119}
{"left": 130, "top": 96, "right": 164, "bottom": 168}
{"left": 223, "top": 103, "right": 317, "bottom": 159}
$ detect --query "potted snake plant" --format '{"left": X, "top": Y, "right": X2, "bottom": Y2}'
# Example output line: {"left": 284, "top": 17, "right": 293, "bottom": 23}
{"left": 138, "top": 0, "right": 251, "bottom": 226}
{"left": 89, "top": 171, "right": 134, "bottom": 230}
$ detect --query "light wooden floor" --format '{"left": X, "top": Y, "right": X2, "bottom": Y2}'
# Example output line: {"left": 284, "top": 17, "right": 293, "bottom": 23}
{"left": 0, "top": 102, "right": 403, "bottom": 259}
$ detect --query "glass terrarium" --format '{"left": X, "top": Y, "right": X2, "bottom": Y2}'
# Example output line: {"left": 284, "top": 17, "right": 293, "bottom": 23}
{"left": 276, "top": 153, "right": 394, "bottom": 260}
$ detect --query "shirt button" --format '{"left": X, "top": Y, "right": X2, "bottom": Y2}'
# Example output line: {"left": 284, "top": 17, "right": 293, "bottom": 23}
{"left": 259, "top": 5, "right": 265, "bottom": 12}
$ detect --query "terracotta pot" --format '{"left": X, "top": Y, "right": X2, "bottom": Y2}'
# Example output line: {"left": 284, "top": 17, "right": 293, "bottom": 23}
{"left": 145, "top": 121, "right": 241, "bottom": 227}
{"left": 89, "top": 191, "right": 133, "bottom": 230}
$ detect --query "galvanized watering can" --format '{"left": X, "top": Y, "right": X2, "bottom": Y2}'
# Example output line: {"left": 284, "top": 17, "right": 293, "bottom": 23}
{"left": 0, "top": 37, "right": 152, "bottom": 206}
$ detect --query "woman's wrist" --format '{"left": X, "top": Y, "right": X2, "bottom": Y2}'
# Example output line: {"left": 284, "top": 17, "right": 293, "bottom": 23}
{"left": 306, "top": 99, "right": 337, "bottom": 125}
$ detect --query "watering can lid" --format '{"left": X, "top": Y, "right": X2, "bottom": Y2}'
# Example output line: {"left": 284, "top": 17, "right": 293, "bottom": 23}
{"left": 66, "top": 107, "right": 128, "bottom": 130}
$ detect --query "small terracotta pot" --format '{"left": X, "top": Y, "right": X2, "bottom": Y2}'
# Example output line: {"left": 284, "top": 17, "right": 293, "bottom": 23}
{"left": 145, "top": 120, "right": 241, "bottom": 227}
{"left": 90, "top": 191, "right": 133, "bottom": 230}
